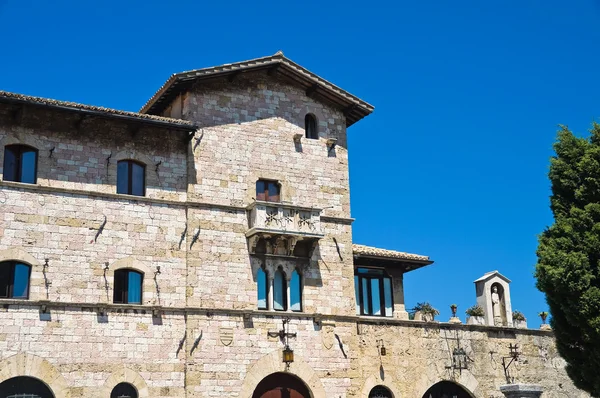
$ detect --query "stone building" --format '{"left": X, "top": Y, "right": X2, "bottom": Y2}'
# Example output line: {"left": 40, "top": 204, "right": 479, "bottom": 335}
{"left": 0, "top": 53, "right": 588, "bottom": 398}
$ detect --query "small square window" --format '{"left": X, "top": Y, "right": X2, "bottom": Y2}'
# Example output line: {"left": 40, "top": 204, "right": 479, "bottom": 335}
{"left": 0, "top": 262, "right": 31, "bottom": 299}
{"left": 3, "top": 145, "right": 38, "bottom": 184}
{"left": 256, "top": 179, "right": 280, "bottom": 202}
{"left": 113, "top": 269, "right": 143, "bottom": 304}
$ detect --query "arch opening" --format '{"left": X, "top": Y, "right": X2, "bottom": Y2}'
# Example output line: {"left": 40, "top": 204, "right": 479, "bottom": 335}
{"left": 252, "top": 372, "right": 312, "bottom": 398}
{"left": 0, "top": 376, "right": 55, "bottom": 398}
{"left": 422, "top": 381, "right": 475, "bottom": 398}
{"left": 111, "top": 382, "right": 138, "bottom": 398}
{"left": 369, "top": 385, "right": 394, "bottom": 398}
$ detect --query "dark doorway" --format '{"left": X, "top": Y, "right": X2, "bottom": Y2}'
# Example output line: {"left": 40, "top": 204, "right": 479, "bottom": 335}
{"left": 252, "top": 372, "right": 311, "bottom": 398}
{"left": 422, "top": 381, "right": 474, "bottom": 398}
{"left": 0, "top": 376, "right": 54, "bottom": 398}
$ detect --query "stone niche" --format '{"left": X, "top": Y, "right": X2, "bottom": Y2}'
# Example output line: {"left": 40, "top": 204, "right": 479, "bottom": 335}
{"left": 475, "top": 271, "right": 513, "bottom": 327}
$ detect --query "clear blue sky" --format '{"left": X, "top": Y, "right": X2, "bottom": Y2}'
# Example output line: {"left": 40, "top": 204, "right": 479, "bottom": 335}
{"left": 2, "top": 0, "right": 599, "bottom": 327}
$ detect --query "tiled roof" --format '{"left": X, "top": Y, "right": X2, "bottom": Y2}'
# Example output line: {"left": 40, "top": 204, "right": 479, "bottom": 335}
{"left": 353, "top": 244, "right": 431, "bottom": 262}
{"left": 140, "top": 51, "right": 374, "bottom": 127}
{"left": 0, "top": 90, "right": 197, "bottom": 131}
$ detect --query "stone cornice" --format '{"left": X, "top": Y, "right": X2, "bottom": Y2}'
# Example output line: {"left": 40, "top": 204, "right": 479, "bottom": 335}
{"left": 0, "top": 298, "right": 554, "bottom": 336}
{"left": 0, "top": 181, "right": 354, "bottom": 223}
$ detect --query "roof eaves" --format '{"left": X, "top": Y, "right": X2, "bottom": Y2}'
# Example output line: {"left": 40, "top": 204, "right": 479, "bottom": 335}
{"left": 0, "top": 90, "right": 198, "bottom": 132}
{"left": 139, "top": 53, "right": 374, "bottom": 126}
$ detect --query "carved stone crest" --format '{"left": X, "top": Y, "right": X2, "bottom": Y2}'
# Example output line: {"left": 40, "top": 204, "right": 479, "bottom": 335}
{"left": 321, "top": 320, "right": 336, "bottom": 350}
{"left": 220, "top": 327, "right": 234, "bottom": 346}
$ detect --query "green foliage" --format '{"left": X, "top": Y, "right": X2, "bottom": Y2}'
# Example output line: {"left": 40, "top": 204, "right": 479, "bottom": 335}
{"left": 465, "top": 305, "right": 485, "bottom": 317}
{"left": 512, "top": 310, "right": 526, "bottom": 321}
{"left": 414, "top": 302, "right": 440, "bottom": 317}
{"left": 536, "top": 122, "right": 600, "bottom": 396}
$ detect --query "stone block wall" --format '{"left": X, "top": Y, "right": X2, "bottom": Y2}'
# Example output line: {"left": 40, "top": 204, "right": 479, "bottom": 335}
{"left": 183, "top": 73, "right": 351, "bottom": 219}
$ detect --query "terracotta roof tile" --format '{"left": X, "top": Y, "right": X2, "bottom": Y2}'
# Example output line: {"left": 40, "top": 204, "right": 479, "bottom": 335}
{"left": 353, "top": 244, "right": 431, "bottom": 262}
{"left": 0, "top": 90, "right": 197, "bottom": 130}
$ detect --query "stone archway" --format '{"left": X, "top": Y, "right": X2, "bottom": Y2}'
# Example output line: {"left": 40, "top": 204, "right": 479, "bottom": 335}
{"left": 359, "top": 373, "right": 401, "bottom": 398}
{"left": 0, "top": 353, "right": 70, "bottom": 398}
{"left": 238, "top": 349, "right": 326, "bottom": 398}
{"left": 0, "top": 376, "right": 55, "bottom": 398}
{"left": 99, "top": 367, "right": 149, "bottom": 398}
{"left": 421, "top": 381, "right": 475, "bottom": 398}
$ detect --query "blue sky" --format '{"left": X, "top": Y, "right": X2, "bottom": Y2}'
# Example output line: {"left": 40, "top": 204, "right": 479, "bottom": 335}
{"left": 1, "top": 0, "right": 600, "bottom": 327}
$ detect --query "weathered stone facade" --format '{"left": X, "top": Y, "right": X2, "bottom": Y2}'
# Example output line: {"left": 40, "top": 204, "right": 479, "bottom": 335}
{"left": 0, "top": 54, "right": 589, "bottom": 397}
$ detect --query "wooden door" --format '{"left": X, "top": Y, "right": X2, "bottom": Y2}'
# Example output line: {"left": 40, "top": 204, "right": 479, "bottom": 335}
{"left": 259, "top": 386, "right": 308, "bottom": 398}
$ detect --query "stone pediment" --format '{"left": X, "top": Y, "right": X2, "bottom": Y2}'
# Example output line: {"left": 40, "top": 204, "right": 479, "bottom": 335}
{"left": 474, "top": 270, "right": 511, "bottom": 284}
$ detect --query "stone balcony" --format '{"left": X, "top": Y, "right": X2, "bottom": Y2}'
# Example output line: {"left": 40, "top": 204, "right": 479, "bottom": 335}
{"left": 246, "top": 201, "right": 324, "bottom": 255}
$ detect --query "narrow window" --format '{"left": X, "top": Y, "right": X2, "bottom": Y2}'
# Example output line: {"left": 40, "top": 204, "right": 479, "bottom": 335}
{"left": 256, "top": 179, "right": 280, "bottom": 202}
{"left": 117, "top": 160, "right": 145, "bottom": 196}
{"left": 355, "top": 268, "right": 393, "bottom": 317}
{"left": 257, "top": 267, "right": 268, "bottom": 310}
{"left": 3, "top": 145, "right": 38, "bottom": 184}
{"left": 0, "top": 261, "right": 31, "bottom": 299}
{"left": 113, "top": 269, "right": 143, "bottom": 304}
{"left": 305, "top": 114, "right": 318, "bottom": 139}
{"left": 354, "top": 275, "right": 360, "bottom": 315}
{"left": 111, "top": 383, "right": 138, "bottom": 398}
{"left": 290, "top": 269, "right": 302, "bottom": 312}
{"left": 273, "top": 268, "right": 287, "bottom": 311}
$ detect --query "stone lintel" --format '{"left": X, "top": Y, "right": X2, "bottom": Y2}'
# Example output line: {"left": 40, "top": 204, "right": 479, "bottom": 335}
{"left": 499, "top": 384, "right": 543, "bottom": 398}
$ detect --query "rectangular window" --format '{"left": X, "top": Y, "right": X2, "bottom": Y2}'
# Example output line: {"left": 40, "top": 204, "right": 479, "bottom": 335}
{"left": 12, "top": 264, "right": 30, "bottom": 299}
{"left": 257, "top": 268, "right": 267, "bottom": 310}
{"left": 117, "top": 160, "right": 145, "bottom": 196}
{"left": 273, "top": 270, "right": 287, "bottom": 311}
{"left": 355, "top": 268, "right": 393, "bottom": 317}
{"left": 3, "top": 145, "right": 37, "bottom": 184}
{"left": 256, "top": 179, "right": 280, "bottom": 202}
{"left": 128, "top": 272, "right": 142, "bottom": 304}
{"left": 354, "top": 275, "right": 360, "bottom": 315}
{"left": 0, "top": 262, "right": 31, "bottom": 299}
{"left": 290, "top": 270, "right": 302, "bottom": 312}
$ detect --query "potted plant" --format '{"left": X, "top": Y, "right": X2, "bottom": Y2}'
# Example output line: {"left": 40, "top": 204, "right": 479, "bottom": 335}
{"left": 450, "top": 304, "right": 458, "bottom": 317}
{"left": 512, "top": 310, "right": 527, "bottom": 329}
{"left": 465, "top": 305, "right": 485, "bottom": 325}
{"left": 413, "top": 302, "right": 440, "bottom": 322}
{"left": 538, "top": 311, "right": 551, "bottom": 330}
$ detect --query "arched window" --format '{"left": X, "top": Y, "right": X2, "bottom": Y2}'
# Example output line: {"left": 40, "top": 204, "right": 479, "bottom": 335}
{"left": 113, "top": 269, "right": 143, "bottom": 304}
{"left": 0, "top": 261, "right": 31, "bottom": 299}
{"left": 257, "top": 267, "right": 268, "bottom": 310}
{"left": 117, "top": 160, "right": 145, "bottom": 196}
{"left": 111, "top": 382, "right": 138, "bottom": 398}
{"left": 305, "top": 114, "right": 318, "bottom": 139}
{"left": 0, "top": 376, "right": 55, "bottom": 398}
{"left": 369, "top": 385, "right": 393, "bottom": 398}
{"left": 290, "top": 269, "right": 302, "bottom": 312}
{"left": 273, "top": 268, "right": 287, "bottom": 311}
{"left": 3, "top": 144, "right": 38, "bottom": 184}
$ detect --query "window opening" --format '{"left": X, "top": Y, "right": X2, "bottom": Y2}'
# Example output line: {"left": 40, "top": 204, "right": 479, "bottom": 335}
{"left": 113, "top": 269, "right": 143, "bottom": 304}
{"left": 257, "top": 268, "right": 268, "bottom": 310}
{"left": 117, "top": 160, "right": 145, "bottom": 196}
{"left": 0, "top": 262, "right": 31, "bottom": 299}
{"left": 305, "top": 114, "right": 318, "bottom": 139}
{"left": 3, "top": 145, "right": 38, "bottom": 184}
{"left": 290, "top": 269, "right": 302, "bottom": 312}
{"left": 273, "top": 268, "right": 287, "bottom": 311}
{"left": 355, "top": 267, "right": 393, "bottom": 317}
{"left": 256, "top": 180, "right": 280, "bottom": 202}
